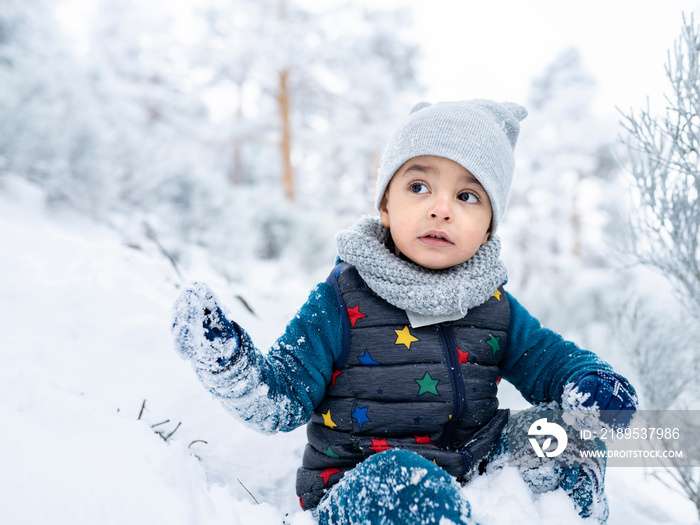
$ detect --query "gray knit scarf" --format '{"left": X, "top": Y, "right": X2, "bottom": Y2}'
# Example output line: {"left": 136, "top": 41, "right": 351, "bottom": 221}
{"left": 335, "top": 216, "right": 507, "bottom": 321}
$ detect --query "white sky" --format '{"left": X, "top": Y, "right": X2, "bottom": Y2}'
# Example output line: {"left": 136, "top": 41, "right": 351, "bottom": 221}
{"left": 401, "top": 0, "right": 700, "bottom": 117}
{"left": 57, "top": 0, "right": 700, "bottom": 118}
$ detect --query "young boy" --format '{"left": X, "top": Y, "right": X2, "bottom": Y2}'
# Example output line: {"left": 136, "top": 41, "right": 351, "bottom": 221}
{"left": 172, "top": 100, "right": 637, "bottom": 524}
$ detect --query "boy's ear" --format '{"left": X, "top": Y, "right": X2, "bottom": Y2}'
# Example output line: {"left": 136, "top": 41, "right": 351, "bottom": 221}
{"left": 379, "top": 194, "right": 390, "bottom": 228}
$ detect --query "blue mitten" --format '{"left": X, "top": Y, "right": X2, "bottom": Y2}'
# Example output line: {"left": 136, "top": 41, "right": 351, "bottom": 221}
{"left": 573, "top": 372, "right": 637, "bottom": 428}
{"left": 172, "top": 282, "right": 240, "bottom": 370}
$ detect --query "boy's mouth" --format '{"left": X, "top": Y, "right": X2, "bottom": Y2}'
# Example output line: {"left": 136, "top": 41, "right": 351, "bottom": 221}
{"left": 420, "top": 230, "right": 453, "bottom": 246}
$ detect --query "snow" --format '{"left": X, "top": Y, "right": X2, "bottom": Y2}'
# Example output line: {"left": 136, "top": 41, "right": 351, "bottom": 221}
{"left": 0, "top": 175, "right": 698, "bottom": 524}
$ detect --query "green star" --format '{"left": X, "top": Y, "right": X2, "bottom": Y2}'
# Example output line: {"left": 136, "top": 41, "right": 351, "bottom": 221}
{"left": 486, "top": 334, "right": 501, "bottom": 355}
{"left": 416, "top": 372, "right": 440, "bottom": 396}
{"left": 323, "top": 445, "right": 340, "bottom": 459}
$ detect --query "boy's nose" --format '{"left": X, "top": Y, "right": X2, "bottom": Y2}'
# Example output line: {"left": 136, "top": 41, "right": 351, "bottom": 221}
{"left": 429, "top": 198, "right": 452, "bottom": 221}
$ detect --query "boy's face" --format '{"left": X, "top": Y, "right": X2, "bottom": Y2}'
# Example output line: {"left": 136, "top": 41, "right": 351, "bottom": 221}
{"left": 379, "top": 155, "right": 492, "bottom": 270}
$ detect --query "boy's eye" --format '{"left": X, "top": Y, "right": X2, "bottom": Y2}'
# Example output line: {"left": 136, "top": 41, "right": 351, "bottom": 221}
{"left": 409, "top": 182, "right": 429, "bottom": 194}
{"left": 458, "top": 192, "right": 478, "bottom": 204}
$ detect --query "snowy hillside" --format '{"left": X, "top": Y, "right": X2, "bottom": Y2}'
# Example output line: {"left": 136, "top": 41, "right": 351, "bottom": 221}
{"left": 0, "top": 176, "right": 696, "bottom": 525}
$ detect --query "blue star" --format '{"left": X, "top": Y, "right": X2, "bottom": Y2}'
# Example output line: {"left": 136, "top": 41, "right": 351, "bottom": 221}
{"left": 414, "top": 416, "right": 421, "bottom": 424}
{"left": 357, "top": 349, "right": 381, "bottom": 368}
{"left": 377, "top": 388, "right": 383, "bottom": 394}
{"left": 352, "top": 404, "right": 371, "bottom": 430}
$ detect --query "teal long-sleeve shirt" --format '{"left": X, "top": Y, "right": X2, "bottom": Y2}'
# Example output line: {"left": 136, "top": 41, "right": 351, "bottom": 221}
{"left": 193, "top": 281, "right": 628, "bottom": 434}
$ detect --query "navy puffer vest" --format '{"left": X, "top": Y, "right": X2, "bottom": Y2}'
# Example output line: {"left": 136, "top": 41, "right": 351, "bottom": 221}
{"left": 297, "top": 264, "right": 511, "bottom": 510}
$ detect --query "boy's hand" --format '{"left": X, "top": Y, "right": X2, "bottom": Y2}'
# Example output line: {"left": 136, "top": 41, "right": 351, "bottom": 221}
{"left": 172, "top": 282, "right": 240, "bottom": 370}
{"left": 572, "top": 372, "right": 637, "bottom": 428}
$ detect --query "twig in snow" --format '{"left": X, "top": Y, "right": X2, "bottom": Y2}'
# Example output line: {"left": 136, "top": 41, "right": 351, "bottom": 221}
{"left": 143, "top": 221, "right": 184, "bottom": 281}
{"left": 237, "top": 478, "right": 260, "bottom": 504}
{"left": 235, "top": 294, "right": 257, "bottom": 316}
{"left": 138, "top": 399, "right": 147, "bottom": 420}
{"left": 162, "top": 422, "right": 181, "bottom": 441}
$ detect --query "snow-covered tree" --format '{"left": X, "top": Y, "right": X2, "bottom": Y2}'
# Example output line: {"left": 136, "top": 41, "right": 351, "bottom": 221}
{"left": 617, "top": 14, "right": 700, "bottom": 519}
{"left": 191, "top": 0, "right": 422, "bottom": 210}
{"left": 619, "top": 14, "right": 700, "bottom": 318}
{"left": 502, "top": 48, "right": 622, "bottom": 346}
{"left": 83, "top": 0, "right": 217, "bottom": 217}
{"left": 0, "top": 0, "right": 106, "bottom": 212}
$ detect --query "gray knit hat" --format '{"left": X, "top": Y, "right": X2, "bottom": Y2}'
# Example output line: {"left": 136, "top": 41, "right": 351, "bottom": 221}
{"left": 375, "top": 99, "right": 527, "bottom": 233}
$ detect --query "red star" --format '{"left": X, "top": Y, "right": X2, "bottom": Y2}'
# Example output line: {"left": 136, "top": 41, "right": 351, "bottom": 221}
{"left": 331, "top": 370, "right": 342, "bottom": 387}
{"left": 318, "top": 468, "right": 341, "bottom": 485}
{"left": 369, "top": 438, "right": 392, "bottom": 453}
{"left": 456, "top": 346, "right": 469, "bottom": 364}
{"left": 496, "top": 375, "right": 502, "bottom": 384}
{"left": 414, "top": 434, "right": 436, "bottom": 445}
{"left": 347, "top": 305, "right": 367, "bottom": 328}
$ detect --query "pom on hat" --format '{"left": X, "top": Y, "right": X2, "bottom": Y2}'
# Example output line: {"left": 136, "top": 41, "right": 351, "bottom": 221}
{"left": 410, "top": 101, "right": 432, "bottom": 114}
{"left": 375, "top": 99, "right": 527, "bottom": 234}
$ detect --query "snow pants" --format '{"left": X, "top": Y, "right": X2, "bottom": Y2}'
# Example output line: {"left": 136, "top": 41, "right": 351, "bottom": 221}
{"left": 315, "top": 409, "right": 609, "bottom": 525}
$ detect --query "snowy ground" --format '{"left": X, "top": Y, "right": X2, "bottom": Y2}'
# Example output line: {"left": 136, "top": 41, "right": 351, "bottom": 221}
{"left": 1, "top": 175, "right": 697, "bottom": 525}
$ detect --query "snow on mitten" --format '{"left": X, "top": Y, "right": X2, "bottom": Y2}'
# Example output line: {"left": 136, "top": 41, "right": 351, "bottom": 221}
{"left": 172, "top": 282, "right": 239, "bottom": 370}
{"left": 571, "top": 371, "right": 637, "bottom": 429}
{"left": 568, "top": 463, "right": 609, "bottom": 521}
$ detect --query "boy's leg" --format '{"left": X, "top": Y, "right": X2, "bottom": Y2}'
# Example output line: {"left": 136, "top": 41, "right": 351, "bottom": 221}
{"left": 315, "top": 449, "right": 476, "bottom": 525}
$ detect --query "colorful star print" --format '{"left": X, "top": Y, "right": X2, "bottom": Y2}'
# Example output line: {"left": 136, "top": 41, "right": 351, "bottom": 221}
{"left": 456, "top": 346, "right": 469, "bottom": 364}
{"left": 347, "top": 305, "right": 366, "bottom": 328}
{"left": 414, "top": 434, "right": 436, "bottom": 445}
{"left": 357, "top": 349, "right": 381, "bottom": 368}
{"left": 322, "top": 409, "right": 337, "bottom": 429}
{"left": 324, "top": 445, "right": 340, "bottom": 459}
{"left": 416, "top": 372, "right": 440, "bottom": 396}
{"left": 331, "top": 370, "right": 342, "bottom": 387}
{"left": 394, "top": 325, "right": 419, "bottom": 349}
{"left": 352, "top": 404, "right": 370, "bottom": 430}
{"left": 369, "top": 438, "right": 391, "bottom": 453}
{"left": 493, "top": 290, "right": 502, "bottom": 301}
{"left": 319, "top": 468, "right": 341, "bottom": 485}
{"left": 486, "top": 334, "right": 501, "bottom": 355}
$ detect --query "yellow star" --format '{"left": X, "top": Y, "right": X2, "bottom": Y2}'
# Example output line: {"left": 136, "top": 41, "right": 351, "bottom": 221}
{"left": 394, "top": 325, "right": 419, "bottom": 349}
{"left": 493, "top": 290, "right": 502, "bottom": 301}
{"left": 322, "top": 409, "right": 337, "bottom": 429}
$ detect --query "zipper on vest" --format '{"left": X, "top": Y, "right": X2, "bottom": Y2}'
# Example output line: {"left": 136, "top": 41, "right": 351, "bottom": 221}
{"left": 438, "top": 323, "right": 467, "bottom": 450}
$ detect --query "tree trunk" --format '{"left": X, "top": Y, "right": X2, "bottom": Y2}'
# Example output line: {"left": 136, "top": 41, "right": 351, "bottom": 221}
{"left": 229, "top": 80, "right": 244, "bottom": 185}
{"left": 276, "top": 0, "right": 294, "bottom": 201}
{"left": 278, "top": 68, "right": 294, "bottom": 201}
